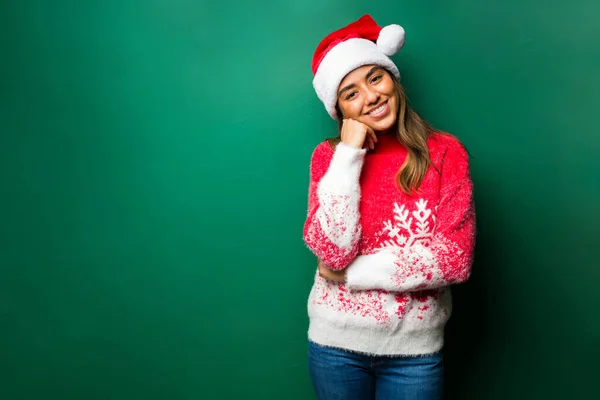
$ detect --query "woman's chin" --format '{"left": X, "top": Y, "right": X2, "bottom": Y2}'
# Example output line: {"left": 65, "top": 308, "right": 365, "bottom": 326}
{"left": 368, "top": 119, "right": 397, "bottom": 134}
{"left": 352, "top": 110, "right": 397, "bottom": 133}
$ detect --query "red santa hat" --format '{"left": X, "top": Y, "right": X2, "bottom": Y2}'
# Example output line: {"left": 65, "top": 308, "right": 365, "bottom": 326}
{"left": 311, "top": 14, "right": 406, "bottom": 119}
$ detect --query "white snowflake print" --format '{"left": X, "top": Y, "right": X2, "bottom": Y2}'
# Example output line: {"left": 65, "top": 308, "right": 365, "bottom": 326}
{"left": 378, "top": 199, "right": 446, "bottom": 291}
{"left": 380, "top": 199, "right": 436, "bottom": 249}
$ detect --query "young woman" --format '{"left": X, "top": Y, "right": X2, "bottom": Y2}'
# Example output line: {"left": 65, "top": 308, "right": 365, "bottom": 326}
{"left": 303, "top": 15, "right": 476, "bottom": 400}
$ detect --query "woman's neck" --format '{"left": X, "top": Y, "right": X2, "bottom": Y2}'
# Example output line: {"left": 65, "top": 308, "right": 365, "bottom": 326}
{"left": 371, "top": 130, "right": 403, "bottom": 154}
{"left": 375, "top": 124, "right": 397, "bottom": 137}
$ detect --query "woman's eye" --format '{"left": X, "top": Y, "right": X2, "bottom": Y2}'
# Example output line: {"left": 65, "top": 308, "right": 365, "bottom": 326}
{"left": 371, "top": 75, "right": 382, "bottom": 84}
{"left": 346, "top": 92, "right": 357, "bottom": 100}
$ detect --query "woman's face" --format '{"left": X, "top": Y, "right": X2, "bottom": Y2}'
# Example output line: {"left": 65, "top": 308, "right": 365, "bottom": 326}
{"left": 336, "top": 65, "right": 399, "bottom": 133}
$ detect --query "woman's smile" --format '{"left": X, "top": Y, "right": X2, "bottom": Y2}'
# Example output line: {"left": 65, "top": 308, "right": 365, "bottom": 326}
{"left": 365, "top": 100, "right": 389, "bottom": 118}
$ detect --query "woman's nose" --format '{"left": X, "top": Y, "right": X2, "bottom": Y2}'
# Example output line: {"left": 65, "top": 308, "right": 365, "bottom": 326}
{"left": 365, "top": 88, "right": 379, "bottom": 104}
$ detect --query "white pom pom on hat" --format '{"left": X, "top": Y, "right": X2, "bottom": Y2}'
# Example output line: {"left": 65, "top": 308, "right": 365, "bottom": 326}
{"left": 377, "top": 24, "right": 406, "bottom": 56}
{"left": 311, "top": 15, "right": 406, "bottom": 119}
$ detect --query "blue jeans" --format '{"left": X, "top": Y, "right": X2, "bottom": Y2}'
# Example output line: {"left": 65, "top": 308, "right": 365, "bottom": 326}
{"left": 308, "top": 341, "right": 444, "bottom": 400}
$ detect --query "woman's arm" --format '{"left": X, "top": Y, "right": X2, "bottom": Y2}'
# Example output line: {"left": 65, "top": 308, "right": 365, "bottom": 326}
{"left": 303, "top": 142, "right": 366, "bottom": 270}
{"left": 345, "top": 141, "right": 476, "bottom": 291}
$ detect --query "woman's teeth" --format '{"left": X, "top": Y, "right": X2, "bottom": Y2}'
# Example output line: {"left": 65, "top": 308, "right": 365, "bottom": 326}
{"left": 369, "top": 102, "right": 386, "bottom": 115}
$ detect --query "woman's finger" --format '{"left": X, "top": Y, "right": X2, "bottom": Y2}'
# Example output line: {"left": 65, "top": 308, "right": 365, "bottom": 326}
{"left": 366, "top": 126, "right": 377, "bottom": 144}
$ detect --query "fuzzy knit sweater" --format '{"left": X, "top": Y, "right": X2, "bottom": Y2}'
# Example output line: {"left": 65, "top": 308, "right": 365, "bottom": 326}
{"left": 303, "top": 132, "right": 475, "bottom": 356}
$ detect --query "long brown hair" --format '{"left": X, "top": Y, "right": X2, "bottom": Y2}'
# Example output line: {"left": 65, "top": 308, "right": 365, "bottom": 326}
{"left": 328, "top": 73, "right": 435, "bottom": 194}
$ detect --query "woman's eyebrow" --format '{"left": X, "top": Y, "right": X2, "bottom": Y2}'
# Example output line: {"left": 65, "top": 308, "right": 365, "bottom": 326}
{"left": 338, "top": 67, "right": 384, "bottom": 98}
{"left": 338, "top": 83, "right": 356, "bottom": 97}
{"left": 366, "top": 66, "right": 383, "bottom": 79}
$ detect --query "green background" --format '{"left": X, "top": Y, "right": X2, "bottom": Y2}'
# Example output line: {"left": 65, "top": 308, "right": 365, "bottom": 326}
{"left": 1, "top": 0, "right": 599, "bottom": 399}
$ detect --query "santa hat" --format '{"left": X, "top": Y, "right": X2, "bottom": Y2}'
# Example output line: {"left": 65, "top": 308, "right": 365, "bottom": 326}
{"left": 311, "top": 14, "right": 406, "bottom": 119}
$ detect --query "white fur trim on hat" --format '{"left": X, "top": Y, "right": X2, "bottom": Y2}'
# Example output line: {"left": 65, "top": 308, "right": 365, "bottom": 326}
{"left": 312, "top": 38, "right": 400, "bottom": 120}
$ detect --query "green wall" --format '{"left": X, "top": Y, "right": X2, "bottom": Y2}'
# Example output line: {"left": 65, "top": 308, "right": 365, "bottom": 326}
{"left": 1, "top": 1, "right": 598, "bottom": 399}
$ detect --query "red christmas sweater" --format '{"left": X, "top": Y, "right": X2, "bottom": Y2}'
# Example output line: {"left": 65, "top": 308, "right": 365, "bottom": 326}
{"left": 303, "top": 132, "right": 475, "bottom": 356}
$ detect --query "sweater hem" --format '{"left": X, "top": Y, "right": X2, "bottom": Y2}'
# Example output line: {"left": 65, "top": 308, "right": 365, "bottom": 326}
{"left": 308, "top": 317, "right": 445, "bottom": 357}
{"left": 308, "top": 339, "right": 443, "bottom": 358}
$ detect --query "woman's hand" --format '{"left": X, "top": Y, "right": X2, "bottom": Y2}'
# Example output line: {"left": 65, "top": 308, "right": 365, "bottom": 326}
{"left": 317, "top": 259, "right": 347, "bottom": 282}
{"left": 341, "top": 119, "right": 377, "bottom": 150}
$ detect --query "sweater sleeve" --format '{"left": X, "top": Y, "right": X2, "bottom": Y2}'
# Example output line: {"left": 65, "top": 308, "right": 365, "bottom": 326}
{"left": 346, "top": 139, "right": 475, "bottom": 292}
{"left": 303, "top": 142, "right": 367, "bottom": 270}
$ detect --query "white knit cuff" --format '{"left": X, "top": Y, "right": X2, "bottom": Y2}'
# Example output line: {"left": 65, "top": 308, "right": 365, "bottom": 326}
{"left": 318, "top": 143, "right": 366, "bottom": 195}
{"left": 346, "top": 249, "right": 397, "bottom": 291}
